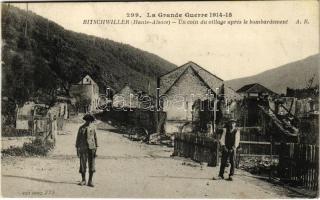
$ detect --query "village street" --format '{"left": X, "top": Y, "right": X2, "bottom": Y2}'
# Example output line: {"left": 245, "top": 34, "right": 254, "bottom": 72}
{"left": 2, "top": 119, "right": 297, "bottom": 198}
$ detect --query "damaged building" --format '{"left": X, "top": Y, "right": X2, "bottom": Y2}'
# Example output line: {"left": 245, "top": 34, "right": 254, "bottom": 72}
{"left": 157, "top": 61, "right": 239, "bottom": 135}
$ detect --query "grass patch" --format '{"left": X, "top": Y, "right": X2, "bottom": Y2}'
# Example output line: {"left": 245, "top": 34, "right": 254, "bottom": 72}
{"left": 1, "top": 138, "right": 54, "bottom": 157}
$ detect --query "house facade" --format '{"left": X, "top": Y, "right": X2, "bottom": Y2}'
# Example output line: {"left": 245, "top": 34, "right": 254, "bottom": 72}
{"left": 158, "top": 61, "right": 239, "bottom": 135}
{"left": 70, "top": 75, "right": 100, "bottom": 113}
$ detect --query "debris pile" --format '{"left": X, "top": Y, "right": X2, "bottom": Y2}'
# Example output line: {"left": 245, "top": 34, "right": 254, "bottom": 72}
{"left": 259, "top": 105, "right": 299, "bottom": 137}
{"left": 122, "top": 126, "right": 149, "bottom": 142}
{"left": 148, "top": 133, "right": 161, "bottom": 145}
{"left": 239, "top": 156, "right": 279, "bottom": 176}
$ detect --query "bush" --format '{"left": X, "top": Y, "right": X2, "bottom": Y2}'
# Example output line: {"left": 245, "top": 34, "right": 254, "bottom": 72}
{"left": 1, "top": 146, "right": 25, "bottom": 156}
{"left": 1, "top": 138, "right": 55, "bottom": 157}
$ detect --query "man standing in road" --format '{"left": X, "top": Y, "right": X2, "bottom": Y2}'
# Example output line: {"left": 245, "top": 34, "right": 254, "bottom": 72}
{"left": 218, "top": 118, "right": 240, "bottom": 181}
{"left": 76, "top": 114, "right": 98, "bottom": 187}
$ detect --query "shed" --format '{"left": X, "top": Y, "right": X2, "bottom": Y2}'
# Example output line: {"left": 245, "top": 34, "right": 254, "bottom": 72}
{"left": 237, "top": 83, "right": 277, "bottom": 98}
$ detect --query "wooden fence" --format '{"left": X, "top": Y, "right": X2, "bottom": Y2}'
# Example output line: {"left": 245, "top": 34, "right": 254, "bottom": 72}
{"left": 227, "top": 127, "right": 279, "bottom": 156}
{"left": 278, "top": 143, "right": 319, "bottom": 191}
{"left": 173, "top": 132, "right": 219, "bottom": 166}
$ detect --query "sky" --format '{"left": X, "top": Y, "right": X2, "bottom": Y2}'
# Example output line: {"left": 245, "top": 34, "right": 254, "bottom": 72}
{"left": 10, "top": 1, "right": 319, "bottom": 80}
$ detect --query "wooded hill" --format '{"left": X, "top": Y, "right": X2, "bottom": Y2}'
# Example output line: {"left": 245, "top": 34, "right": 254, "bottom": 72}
{"left": 1, "top": 5, "right": 176, "bottom": 106}
{"left": 226, "top": 54, "right": 319, "bottom": 94}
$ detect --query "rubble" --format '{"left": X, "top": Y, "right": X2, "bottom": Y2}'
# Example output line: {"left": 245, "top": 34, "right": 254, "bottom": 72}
{"left": 239, "top": 156, "right": 279, "bottom": 176}
{"left": 148, "top": 133, "right": 161, "bottom": 145}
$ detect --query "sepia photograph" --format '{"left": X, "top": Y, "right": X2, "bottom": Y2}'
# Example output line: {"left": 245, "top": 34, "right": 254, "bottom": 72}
{"left": 1, "top": 1, "right": 319, "bottom": 198}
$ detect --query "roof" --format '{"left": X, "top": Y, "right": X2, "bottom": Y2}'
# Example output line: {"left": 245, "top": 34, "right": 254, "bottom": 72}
{"left": 159, "top": 61, "right": 224, "bottom": 95}
{"left": 77, "top": 74, "right": 97, "bottom": 85}
{"left": 114, "top": 85, "right": 137, "bottom": 96}
{"left": 223, "top": 85, "right": 242, "bottom": 100}
{"left": 237, "top": 83, "right": 277, "bottom": 95}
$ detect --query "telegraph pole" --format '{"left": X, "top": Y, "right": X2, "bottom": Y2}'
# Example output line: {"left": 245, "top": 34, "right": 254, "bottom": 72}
{"left": 24, "top": 3, "right": 28, "bottom": 37}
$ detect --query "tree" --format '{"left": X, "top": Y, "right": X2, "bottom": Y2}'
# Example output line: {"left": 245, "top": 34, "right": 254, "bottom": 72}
{"left": 33, "top": 57, "right": 58, "bottom": 105}
{"left": 17, "top": 34, "right": 31, "bottom": 50}
{"left": 10, "top": 54, "right": 29, "bottom": 105}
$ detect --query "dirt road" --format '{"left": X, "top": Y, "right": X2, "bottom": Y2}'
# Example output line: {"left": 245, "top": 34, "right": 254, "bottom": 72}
{"left": 2, "top": 120, "right": 296, "bottom": 198}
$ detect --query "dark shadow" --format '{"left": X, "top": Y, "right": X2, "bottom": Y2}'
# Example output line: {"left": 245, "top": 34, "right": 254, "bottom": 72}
{"left": 97, "top": 128, "right": 123, "bottom": 134}
{"left": 98, "top": 127, "right": 135, "bottom": 137}
{"left": 236, "top": 174, "right": 317, "bottom": 198}
{"left": 2, "top": 174, "right": 76, "bottom": 185}
{"left": 149, "top": 175, "right": 210, "bottom": 180}
{"left": 47, "top": 154, "right": 171, "bottom": 160}
{"left": 106, "top": 129, "right": 124, "bottom": 134}
{"left": 236, "top": 173, "right": 270, "bottom": 180}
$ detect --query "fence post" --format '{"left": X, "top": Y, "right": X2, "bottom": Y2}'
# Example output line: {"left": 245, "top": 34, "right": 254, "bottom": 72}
{"left": 215, "top": 140, "right": 219, "bottom": 167}
{"left": 269, "top": 135, "right": 273, "bottom": 181}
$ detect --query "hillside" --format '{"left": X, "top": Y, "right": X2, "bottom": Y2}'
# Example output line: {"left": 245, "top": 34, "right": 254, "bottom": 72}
{"left": 225, "top": 54, "right": 319, "bottom": 94}
{"left": 1, "top": 5, "right": 176, "bottom": 105}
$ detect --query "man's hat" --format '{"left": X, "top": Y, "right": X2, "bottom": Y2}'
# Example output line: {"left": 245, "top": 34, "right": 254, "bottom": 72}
{"left": 83, "top": 113, "right": 95, "bottom": 122}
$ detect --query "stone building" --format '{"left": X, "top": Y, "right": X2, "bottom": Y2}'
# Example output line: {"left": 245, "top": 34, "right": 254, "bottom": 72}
{"left": 70, "top": 75, "right": 100, "bottom": 113}
{"left": 157, "top": 61, "right": 239, "bottom": 135}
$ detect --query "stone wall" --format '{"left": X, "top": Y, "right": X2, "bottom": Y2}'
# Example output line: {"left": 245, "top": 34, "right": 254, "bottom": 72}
{"left": 163, "top": 67, "right": 212, "bottom": 121}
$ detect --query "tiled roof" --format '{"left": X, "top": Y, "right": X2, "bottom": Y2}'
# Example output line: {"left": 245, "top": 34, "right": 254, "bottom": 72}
{"left": 223, "top": 85, "right": 242, "bottom": 100}
{"left": 159, "top": 61, "right": 224, "bottom": 95}
{"left": 237, "top": 83, "right": 277, "bottom": 94}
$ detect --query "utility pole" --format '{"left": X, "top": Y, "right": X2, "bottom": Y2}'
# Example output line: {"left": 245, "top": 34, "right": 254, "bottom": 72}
{"left": 22, "top": 3, "right": 29, "bottom": 99}
{"left": 46, "top": 19, "right": 49, "bottom": 40}
{"left": 147, "top": 81, "right": 151, "bottom": 95}
{"left": 24, "top": 3, "right": 28, "bottom": 37}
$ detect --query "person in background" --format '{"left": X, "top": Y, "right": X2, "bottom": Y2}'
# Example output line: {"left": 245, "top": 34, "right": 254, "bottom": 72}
{"left": 218, "top": 118, "right": 240, "bottom": 181}
{"left": 76, "top": 113, "right": 98, "bottom": 187}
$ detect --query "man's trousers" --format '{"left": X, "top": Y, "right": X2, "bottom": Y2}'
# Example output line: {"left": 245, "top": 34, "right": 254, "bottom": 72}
{"left": 79, "top": 149, "right": 96, "bottom": 174}
{"left": 219, "top": 148, "right": 236, "bottom": 177}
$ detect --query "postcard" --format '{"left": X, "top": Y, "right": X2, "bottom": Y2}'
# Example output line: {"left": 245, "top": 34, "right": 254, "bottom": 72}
{"left": 1, "top": 1, "right": 319, "bottom": 198}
